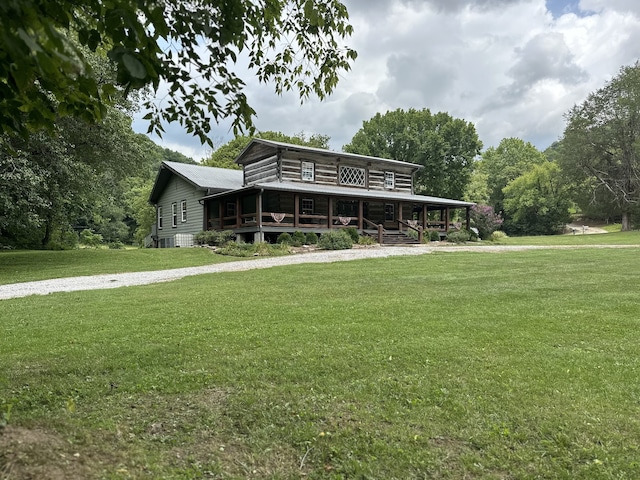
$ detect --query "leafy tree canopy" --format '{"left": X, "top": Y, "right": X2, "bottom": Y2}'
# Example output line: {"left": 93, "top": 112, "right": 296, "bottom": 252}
{"left": 203, "top": 131, "right": 330, "bottom": 169}
{"left": 343, "top": 108, "right": 482, "bottom": 199}
{"left": 503, "top": 161, "right": 572, "bottom": 236}
{"left": 477, "top": 137, "right": 547, "bottom": 213}
{"left": 0, "top": 0, "right": 356, "bottom": 145}
{"left": 560, "top": 62, "right": 640, "bottom": 231}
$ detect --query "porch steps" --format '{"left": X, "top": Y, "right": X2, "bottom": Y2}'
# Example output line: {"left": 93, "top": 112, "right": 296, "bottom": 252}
{"left": 364, "top": 230, "right": 421, "bottom": 245}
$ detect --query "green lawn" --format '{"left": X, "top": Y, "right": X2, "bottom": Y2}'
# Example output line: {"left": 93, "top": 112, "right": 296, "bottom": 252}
{"left": 2, "top": 248, "right": 640, "bottom": 478}
{"left": 497, "top": 229, "right": 640, "bottom": 246}
{"left": 0, "top": 248, "right": 236, "bottom": 285}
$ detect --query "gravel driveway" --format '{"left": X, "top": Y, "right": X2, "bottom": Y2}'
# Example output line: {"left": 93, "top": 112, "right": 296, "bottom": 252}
{"left": 1, "top": 244, "right": 637, "bottom": 300}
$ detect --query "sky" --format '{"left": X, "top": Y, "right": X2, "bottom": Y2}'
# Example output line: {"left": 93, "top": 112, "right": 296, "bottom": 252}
{"left": 131, "top": 0, "right": 640, "bottom": 161}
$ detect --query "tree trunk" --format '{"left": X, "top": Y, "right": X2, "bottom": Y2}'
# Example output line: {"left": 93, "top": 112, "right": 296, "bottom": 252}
{"left": 621, "top": 211, "right": 632, "bottom": 231}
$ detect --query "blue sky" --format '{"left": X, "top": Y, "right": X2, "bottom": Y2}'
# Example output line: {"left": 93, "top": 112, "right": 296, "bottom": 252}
{"left": 133, "top": 0, "right": 640, "bottom": 161}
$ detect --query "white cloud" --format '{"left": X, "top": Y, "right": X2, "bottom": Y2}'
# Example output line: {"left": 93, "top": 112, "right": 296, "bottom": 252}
{"left": 132, "top": 0, "right": 640, "bottom": 158}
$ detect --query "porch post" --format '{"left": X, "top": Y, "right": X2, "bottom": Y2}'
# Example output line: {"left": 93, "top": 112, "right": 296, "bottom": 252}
{"left": 236, "top": 196, "right": 241, "bottom": 227}
{"left": 398, "top": 202, "right": 403, "bottom": 231}
{"left": 445, "top": 207, "right": 450, "bottom": 232}
{"left": 328, "top": 196, "right": 333, "bottom": 229}
{"left": 219, "top": 201, "right": 224, "bottom": 230}
{"left": 256, "top": 191, "right": 263, "bottom": 229}
{"left": 294, "top": 193, "right": 300, "bottom": 228}
{"left": 358, "top": 200, "right": 364, "bottom": 231}
{"left": 203, "top": 201, "right": 208, "bottom": 231}
{"left": 423, "top": 204, "right": 427, "bottom": 229}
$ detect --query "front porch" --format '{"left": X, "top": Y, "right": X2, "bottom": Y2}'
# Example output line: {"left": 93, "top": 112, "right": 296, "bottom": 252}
{"left": 204, "top": 189, "right": 471, "bottom": 244}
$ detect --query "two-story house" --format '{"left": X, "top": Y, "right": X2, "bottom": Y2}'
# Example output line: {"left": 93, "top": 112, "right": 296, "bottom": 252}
{"left": 201, "top": 138, "right": 474, "bottom": 244}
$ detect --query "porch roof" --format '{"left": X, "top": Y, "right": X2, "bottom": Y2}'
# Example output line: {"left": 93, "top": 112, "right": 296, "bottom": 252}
{"left": 202, "top": 181, "right": 474, "bottom": 208}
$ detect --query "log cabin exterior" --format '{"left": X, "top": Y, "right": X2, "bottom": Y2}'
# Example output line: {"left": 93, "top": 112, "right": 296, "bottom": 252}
{"left": 201, "top": 138, "right": 474, "bottom": 244}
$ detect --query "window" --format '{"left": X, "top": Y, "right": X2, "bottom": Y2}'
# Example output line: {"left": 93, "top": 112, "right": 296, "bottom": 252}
{"left": 301, "top": 161, "right": 315, "bottom": 181}
{"left": 301, "top": 198, "right": 314, "bottom": 214}
{"left": 171, "top": 203, "right": 177, "bottom": 228}
{"left": 226, "top": 202, "right": 236, "bottom": 217}
{"left": 180, "top": 200, "right": 187, "bottom": 222}
{"left": 339, "top": 166, "right": 365, "bottom": 186}
{"left": 384, "top": 171, "right": 395, "bottom": 189}
{"left": 157, "top": 206, "right": 163, "bottom": 229}
{"left": 385, "top": 203, "right": 395, "bottom": 221}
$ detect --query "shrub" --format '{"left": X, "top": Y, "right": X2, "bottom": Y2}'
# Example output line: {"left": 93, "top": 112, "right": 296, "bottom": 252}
{"left": 194, "top": 230, "right": 236, "bottom": 246}
{"left": 216, "top": 241, "right": 291, "bottom": 257}
{"left": 489, "top": 230, "right": 508, "bottom": 241}
{"left": 79, "top": 229, "right": 103, "bottom": 248}
{"left": 446, "top": 229, "right": 471, "bottom": 244}
{"left": 344, "top": 227, "right": 360, "bottom": 243}
{"left": 470, "top": 205, "right": 503, "bottom": 239}
{"left": 358, "top": 235, "right": 377, "bottom": 245}
{"left": 108, "top": 241, "right": 125, "bottom": 250}
{"left": 291, "top": 231, "right": 307, "bottom": 247}
{"left": 318, "top": 230, "right": 353, "bottom": 250}
{"left": 305, "top": 232, "right": 319, "bottom": 245}
{"left": 277, "top": 232, "right": 292, "bottom": 244}
{"left": 429, "top": 230, "right": 441, "bottom": 241}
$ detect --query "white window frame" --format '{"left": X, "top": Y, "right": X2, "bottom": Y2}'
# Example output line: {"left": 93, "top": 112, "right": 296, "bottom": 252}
{"left": 301, "top": 161, "right": 315, "bottom": 181}
{"left": 171, "top": 202, "right": 177, "bottom": 228}
{"left": 339, "top": 165, "right": 366, "bottom": 186}
{"left": 180, "top": 200, "right": 187, "bottom": 223}
{"left": 384, "top": 171, "right": 395, "bottom": 189}
{"left": 157, "top": 206, "right": 163, "bottom": 230}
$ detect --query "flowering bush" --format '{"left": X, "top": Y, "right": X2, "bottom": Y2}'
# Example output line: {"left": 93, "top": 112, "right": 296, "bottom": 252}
{"left": 470, "top": 205, "right": 503, "bottom": 240}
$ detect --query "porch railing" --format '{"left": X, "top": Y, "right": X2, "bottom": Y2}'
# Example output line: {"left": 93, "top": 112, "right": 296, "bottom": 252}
{"left": 398, "top": 220, "right": 424, "bottom": 243}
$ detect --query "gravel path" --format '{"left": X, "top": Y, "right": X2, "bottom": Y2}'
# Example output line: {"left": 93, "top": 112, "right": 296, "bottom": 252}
{"left": 1, "top": 244, "right": 638, "bottom": 300}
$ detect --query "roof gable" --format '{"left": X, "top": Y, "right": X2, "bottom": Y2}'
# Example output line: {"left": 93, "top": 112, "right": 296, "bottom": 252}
{"left": 149, "top": 161, "right": 243, "bottom": 204}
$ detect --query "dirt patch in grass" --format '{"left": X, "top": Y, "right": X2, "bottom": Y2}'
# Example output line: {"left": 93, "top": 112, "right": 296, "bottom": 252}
{"left": 0, "top": 426, "right": 99, "bottom": 480}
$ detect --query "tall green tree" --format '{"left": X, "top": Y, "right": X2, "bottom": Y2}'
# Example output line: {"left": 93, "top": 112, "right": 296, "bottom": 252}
{"left": 343, "top": 108, "right": 482, "bottom": 199}
{"left": 503, "top": 162, "right": 572, "bottom": 235}
{"left": 477, "top": 137, "right": 547, "bottom": 215}
{"left": 0, "top": 0, "right": 356, "bottom": 144}
{"left": 560, "top": 63, "right": 640, "bottom": 231}
{"left": 204, "top": 131, "right": 330, "bottom": 169}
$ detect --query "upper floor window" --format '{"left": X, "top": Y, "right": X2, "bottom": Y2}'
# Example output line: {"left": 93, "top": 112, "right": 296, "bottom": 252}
{"left": 180, "top": 200, "right": 187, "bottom": 222}
{"left": 157, "top": 206, "right": 163, "bottom": 229}
{"left": 171, "top": 203, "right": 178, "bottom": 228}
{"left": 339, "top": 166, "right": 365, "bottom": 186}
{"left": 301, "top": 161, "right": 315, "bottom": 181}
{"left": 384, "top": 171, "right": 395, "bottom": 189}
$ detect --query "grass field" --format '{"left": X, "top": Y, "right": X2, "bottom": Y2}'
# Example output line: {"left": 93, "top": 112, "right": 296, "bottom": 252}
{"left": 2, "top": 246, "right": 640, "bottom": 478}
{"left": 0, "top": 248, "right": 235, "bottom": 285}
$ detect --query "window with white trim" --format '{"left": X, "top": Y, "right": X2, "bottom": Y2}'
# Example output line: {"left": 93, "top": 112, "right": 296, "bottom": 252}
{"left": 301, "top": 161, "right": 315, "bottom": 181}
{"left": 339, "top": 165, "right": 365, "bottom": 186}
{"left": 171, "top": 203, "right": 177, "bottom": 228}
{"left": 301, "top": 198, "right": 314, "bottom": 214}
{"left": 180, "top": 200, "right": 187, "bottom": 222}
{"left": 157, "top": 206, "right": 163, "bottom": 229}
{"left": 384, "top": 171, "right": 395, "bottom": 189}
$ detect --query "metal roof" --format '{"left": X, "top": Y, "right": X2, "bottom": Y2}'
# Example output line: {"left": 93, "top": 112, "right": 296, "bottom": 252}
{"left": 203, "top": 181, "right": 474, "bottom": 208}
{"left": 149, "top": 161, "right": 243, "bottom": 204}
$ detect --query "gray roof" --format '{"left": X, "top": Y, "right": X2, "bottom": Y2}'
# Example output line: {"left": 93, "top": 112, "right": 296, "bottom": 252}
{"left": 149, "top": 161, "right": 243, "bottom": 203}
{"left": 204, "top": 181, "right": 474, "bottom": 208}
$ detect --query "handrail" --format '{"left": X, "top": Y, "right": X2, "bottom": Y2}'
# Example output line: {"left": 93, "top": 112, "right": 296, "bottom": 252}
{"left": 398, "top": 219, "right": 423, "bottom": 242}
{"left": 363, "top": 217, "right": 382, "bottom": 230}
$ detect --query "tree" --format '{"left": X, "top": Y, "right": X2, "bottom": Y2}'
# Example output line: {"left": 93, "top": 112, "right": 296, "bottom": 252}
{"left": 203, "top": 131, "right": 330, "bottom": 169}
{"left": 503, "top": 162, "right": 572, "bottom": 235}
{"left": 0, "top": 0, "right": 357, "bottom": 145}
{"left": 477, "top": 138, "right": 547, "bottom": 215}
{"left": 343, "top": 108, "right": 482, "bottom": 199}
{"left": 560, "top": 63, "right": 640, "bottom": 231}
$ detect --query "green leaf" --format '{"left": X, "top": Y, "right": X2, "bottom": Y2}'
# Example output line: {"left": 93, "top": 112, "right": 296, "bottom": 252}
{"left": 122, "top": 53, "right": 147, "bottom": 80}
